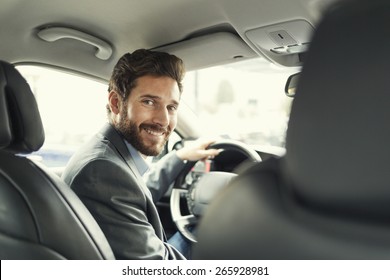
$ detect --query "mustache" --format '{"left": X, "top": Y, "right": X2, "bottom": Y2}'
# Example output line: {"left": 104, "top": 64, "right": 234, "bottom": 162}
{"left": 140, "top": 123, "right": 170, "bottom": 134}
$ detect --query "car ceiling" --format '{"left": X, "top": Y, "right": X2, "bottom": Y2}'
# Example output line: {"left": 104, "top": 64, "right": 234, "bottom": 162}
{"left": 0, "top": 0, "right": 335, "bottom": 82}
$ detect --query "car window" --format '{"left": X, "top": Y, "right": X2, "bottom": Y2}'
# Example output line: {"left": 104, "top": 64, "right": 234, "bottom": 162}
{"left": 182, "top": 57, "right": 299, "bottom": 149}
{"left": 17, "top": 65, "right": 108, "bottom": 167}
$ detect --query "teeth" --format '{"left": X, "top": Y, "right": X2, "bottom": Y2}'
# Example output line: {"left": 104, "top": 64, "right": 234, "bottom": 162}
{"left": 145, "top": 128, "right": 164, "bottom": 136}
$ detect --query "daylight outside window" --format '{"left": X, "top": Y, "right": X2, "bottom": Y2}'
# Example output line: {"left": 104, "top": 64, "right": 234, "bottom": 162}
{"left": 17, "top": 66, "right": 108, "bottom": 167}
{"left": 182, "top": 57, "right": 298, "bottom": 150}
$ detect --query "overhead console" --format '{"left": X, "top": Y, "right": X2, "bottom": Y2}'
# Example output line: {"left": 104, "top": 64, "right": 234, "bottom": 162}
{"left": 245, "top": 20, "right": 315, "bottom": 67}
{"left": 154, "top": 20, "right": 314, "bottom": 70}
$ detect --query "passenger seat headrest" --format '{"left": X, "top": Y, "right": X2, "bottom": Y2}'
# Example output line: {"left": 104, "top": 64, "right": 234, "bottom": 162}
{"left": 0, "top": 61, "right": 44, "bottom": 154}
{"left": 284, "top": 0, "right": 390, "bottom": 217}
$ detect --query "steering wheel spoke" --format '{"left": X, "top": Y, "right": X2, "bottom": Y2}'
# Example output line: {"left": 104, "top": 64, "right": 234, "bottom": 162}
{"left": 170, "top": 139, "right": 261, "bottom": 242}
{"left": 170, "top": 189, "right": 197, "bottom": 242}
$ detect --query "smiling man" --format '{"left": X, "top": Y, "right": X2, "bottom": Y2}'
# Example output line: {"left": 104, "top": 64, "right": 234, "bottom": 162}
{"left": 62, "top": 49, "right": 219, "bottom": 260}
{"left": 111, "top": 74, "right": 180, "bottom": 157}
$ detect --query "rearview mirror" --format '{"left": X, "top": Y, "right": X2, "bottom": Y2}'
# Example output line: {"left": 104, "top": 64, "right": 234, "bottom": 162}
{"left": 285, "top": 73, "right": 300, "bottom": 97}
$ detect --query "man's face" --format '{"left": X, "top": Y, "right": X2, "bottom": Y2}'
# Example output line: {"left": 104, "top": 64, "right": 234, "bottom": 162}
{"left": 115, "top": 75, "right": 180, "bottom": 157}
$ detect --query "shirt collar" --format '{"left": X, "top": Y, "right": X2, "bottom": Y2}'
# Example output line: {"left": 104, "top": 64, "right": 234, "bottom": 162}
{"left": 124, "top": 140, "right": 150, "bottom": 176}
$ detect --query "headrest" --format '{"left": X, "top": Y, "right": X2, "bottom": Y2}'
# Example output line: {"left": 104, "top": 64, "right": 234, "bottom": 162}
{"left": 284, "top": 0, "right": 390, "bottom": 217}
{"left": 0, "top": 61, "right": 44, "bottom": 154}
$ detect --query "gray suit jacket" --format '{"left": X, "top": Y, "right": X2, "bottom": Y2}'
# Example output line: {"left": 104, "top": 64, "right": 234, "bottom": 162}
{"left": 62, "top": 123, "right": 186, "bottom": 259}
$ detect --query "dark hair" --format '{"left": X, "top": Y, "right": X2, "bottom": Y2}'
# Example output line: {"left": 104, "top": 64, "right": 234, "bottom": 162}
{"left": 107, "top": 49, "right": 185, "bottom": 114}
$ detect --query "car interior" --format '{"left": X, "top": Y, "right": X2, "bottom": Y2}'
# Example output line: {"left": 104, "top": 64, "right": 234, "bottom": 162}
{"left": 0, "top": 61, "right": 115, "bottom": 259}
{"left": 1, "top": 0, "right": 389, "bottom": 260}
{"left": 193, "top": 0, "right": 390, "bottom": 259}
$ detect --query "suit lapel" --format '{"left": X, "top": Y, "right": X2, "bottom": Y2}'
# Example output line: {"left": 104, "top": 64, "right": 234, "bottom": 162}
{"left": 99, "top": 123, "right": 166, "bottom": 239}
{"left": 99, "top": 124, "right": 145, "bottom": 182}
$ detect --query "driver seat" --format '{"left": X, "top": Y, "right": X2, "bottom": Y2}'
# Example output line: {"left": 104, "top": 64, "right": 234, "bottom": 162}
{"left": 193, "top": 0, "right": 390, "bottom": 259}
{"left": 0, "top": 61, "right": 115, "bottom": 259}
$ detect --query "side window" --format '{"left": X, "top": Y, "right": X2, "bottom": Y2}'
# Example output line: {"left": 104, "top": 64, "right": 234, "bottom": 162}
{"left": 17, "top": 66, "right": 108, "bottom": 167}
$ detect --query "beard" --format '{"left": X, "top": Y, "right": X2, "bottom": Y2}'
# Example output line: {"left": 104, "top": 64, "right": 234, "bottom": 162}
{"left": 115, "top": 109, "right": 171, "bottom": 156}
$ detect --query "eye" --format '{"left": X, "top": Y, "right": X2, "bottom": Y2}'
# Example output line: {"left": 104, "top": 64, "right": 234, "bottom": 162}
{"left": 142, "top": 99, "right": 155, "bottom": 106}
{"left": 167, "top": 104, "right": 178, "bottom": 112}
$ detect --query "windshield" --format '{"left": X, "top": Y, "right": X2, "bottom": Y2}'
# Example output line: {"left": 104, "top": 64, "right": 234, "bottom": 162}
{"left": 182, "top": 57, "right": 299, "bottom": 148}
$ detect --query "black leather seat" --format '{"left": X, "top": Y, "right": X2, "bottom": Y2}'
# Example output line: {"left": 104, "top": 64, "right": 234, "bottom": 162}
{"left": 0, "top": 61, "right": 114, "bottom": 259}
{"left": 193, "top": 0, "right": 390, "bottom": 259}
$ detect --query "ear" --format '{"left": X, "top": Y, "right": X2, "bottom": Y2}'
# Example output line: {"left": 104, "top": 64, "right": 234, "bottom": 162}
{"left": 108, "top": 90, "right": 121, "bottom": 115}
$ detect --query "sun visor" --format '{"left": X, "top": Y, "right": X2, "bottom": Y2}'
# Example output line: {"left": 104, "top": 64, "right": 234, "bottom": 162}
{"left": 154, "top": 32, "right": 256, "bottom": 71}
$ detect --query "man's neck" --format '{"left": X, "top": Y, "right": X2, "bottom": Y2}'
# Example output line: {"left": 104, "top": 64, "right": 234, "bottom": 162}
{"left": 139, "top": 152, "right": 148, "bottom": 160}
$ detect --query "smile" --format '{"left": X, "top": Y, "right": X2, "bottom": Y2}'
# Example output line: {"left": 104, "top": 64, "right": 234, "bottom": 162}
{"left": 144, "top": 128, "right": 165, "bottom": 137}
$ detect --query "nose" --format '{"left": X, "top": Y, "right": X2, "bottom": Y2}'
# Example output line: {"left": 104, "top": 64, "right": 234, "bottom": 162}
{"left": 152, "top": 107, "right": 170, "bottom": 128}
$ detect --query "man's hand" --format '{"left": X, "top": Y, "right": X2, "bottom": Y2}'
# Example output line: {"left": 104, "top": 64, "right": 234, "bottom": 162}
{"left": 176, "top": 139, "right": 222, "bottom": 161}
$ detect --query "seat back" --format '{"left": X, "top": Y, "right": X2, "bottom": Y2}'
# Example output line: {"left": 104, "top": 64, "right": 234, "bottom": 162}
{"left": 0, "top": 61, "right": 114, "bottom": 259}
{"left": 193, "top": 0, "right": 390, "bottom": 259}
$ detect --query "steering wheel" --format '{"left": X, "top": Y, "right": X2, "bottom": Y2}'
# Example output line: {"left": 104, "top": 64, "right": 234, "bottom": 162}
{"left": 170, "top": 139, "right": 261, "bottom": 243}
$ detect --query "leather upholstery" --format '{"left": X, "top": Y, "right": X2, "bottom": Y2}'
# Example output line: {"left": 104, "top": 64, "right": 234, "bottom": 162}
{"left": 284, "top": 0, "right": 390, "bottom": 218}
{"left": 0, "top": 62, "right": 44, "bottom": 153}
{"left": 0, "top": 61, "right": 114, "bottom": 259}
{"left": 193, "top": 0, "right": 390, "bottom": 259}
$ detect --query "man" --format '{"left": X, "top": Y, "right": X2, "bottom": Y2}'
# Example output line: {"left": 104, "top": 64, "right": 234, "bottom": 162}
{"left": 62, "top": 49, "right": 220, "bottom": 260}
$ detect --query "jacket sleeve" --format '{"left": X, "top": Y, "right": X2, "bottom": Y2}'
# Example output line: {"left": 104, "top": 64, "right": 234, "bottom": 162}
{"left": 67, "top": 157, "right": 185, "bottom": 260}
{"left": 144, "top": 151, "right": 186, "bottom": 203}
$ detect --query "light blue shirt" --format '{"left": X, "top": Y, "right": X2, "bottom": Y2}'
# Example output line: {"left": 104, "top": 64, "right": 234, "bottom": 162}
{"left": 124, "top": 140, "right": 150, "bottom": 176}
